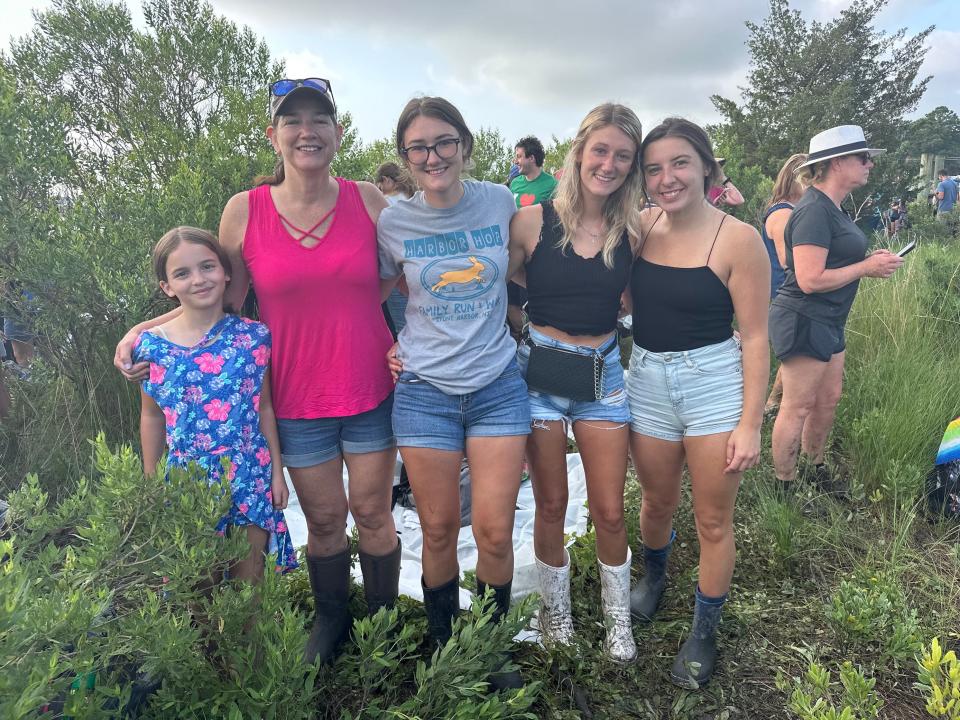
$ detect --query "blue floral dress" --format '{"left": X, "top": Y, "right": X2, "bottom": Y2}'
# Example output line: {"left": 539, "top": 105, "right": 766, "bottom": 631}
{"left": 135, "top": 314, "right": 297, "bottom": 572}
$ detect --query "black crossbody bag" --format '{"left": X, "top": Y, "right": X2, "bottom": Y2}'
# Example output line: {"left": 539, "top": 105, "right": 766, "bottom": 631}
{"left": 523, "top": 335, "right": 616, "bottom": 402}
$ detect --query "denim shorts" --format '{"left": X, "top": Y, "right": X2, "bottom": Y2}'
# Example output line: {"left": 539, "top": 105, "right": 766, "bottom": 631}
{"left": 516, "top": 327, "right": 629, "bottom": 425}
{"left": 276, "top": 393, "right": 395, "bottom": 468}
{"left": 626, "top": 337, "right": 743, "bottom": 442}
{"left": 3, "top": 316, "right": 34, "bottom": 343}
{"left": 392, "top": 359, "right": 531, "bottom": 452}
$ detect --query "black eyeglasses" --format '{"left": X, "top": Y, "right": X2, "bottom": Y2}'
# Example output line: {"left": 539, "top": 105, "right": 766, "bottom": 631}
{"left": 270, "top": 78, "right": 334, "bottom": 100}
{"left": 401, "top": 138, "right": 461, "bottom": 164}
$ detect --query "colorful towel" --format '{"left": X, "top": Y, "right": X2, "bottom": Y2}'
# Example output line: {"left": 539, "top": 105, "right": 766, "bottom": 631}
{"left": 935, "top": 417, "right": 960, "bottom": 466}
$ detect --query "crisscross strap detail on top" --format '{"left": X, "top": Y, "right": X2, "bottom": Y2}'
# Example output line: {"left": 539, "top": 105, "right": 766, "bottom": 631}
{"left": 276, "top": 205, "right": 336, "bottom": 245}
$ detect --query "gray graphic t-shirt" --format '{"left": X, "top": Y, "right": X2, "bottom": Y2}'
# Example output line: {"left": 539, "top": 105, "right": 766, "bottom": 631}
{"left": 378, "top": 180, "right": 517, "bottom": 395}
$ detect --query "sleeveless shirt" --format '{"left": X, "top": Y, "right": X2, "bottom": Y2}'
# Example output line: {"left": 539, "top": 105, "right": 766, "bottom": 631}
{"left": 243, "top": 179, "right": 394, "bottom": 419}
{"left": 525, "top": 202, "right": 633, "bottom": 336}
{"left": 630, "top": 213, "right": 734, "bottom": 352}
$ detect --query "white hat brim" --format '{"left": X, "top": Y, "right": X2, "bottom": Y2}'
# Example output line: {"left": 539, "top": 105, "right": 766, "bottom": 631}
{"left": 798, "top": 148, "right": 885, "bottom": 168}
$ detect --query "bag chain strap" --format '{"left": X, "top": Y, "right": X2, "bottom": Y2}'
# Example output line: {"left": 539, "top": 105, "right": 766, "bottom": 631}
{"left": 594, "top": 354, "right": 604, "bottom": 401}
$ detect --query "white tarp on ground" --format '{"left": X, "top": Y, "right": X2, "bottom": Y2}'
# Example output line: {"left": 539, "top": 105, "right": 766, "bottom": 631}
{"left": 283, "top": 453, "right": 589, "bottom": 609}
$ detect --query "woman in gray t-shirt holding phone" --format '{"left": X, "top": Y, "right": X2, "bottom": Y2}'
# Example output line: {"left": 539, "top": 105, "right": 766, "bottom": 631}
{"left": 379, "top": 96, "right": 529, "bottom": 689}
{"left": 769, "top": 125, "right": 903, "bottom": 494}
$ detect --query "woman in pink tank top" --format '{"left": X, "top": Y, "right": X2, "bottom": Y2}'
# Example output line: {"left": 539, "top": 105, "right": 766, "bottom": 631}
{"left": 115, "top": 79, "right": 400, "bottom": 665}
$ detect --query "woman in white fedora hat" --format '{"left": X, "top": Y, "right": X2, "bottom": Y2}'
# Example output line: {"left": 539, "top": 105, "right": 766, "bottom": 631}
{"left": 769, "top": 125, "right": 903, "bottom": 494}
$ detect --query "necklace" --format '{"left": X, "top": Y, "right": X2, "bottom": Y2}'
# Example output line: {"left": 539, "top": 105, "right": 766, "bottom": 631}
{"left": 579, "top": 221, "right": 604, "bottom": 242}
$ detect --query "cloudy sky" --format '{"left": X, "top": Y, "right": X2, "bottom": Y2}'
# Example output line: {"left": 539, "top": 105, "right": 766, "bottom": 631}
{"left": 3, "top": 0, "right": 959, "bottom": 148}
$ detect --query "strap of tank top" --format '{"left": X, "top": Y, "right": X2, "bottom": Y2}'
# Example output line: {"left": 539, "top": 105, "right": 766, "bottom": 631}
{"left": 637, "top": 209, "right": 664, "bottom": 258}
{"left": 763, "top": 201, "right": 794, "bottom": 222}
{"left": 705, "top": 214, "right": 728, "bottom": 265}
{"left": 151, "top": 325, "right": 169, "bottom": 340}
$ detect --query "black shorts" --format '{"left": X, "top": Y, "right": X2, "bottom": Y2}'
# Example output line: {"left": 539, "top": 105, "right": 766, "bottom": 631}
{"left": 769, "top": 304, "right": 845, "bottom": 362}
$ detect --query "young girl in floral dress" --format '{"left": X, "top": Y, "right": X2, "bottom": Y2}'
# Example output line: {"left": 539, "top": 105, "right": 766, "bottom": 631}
{"left": 135, "top": 226, "right": 297, "bottom": 580}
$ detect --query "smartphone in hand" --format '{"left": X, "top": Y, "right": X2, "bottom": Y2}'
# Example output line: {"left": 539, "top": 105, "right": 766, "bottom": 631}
{"left": 896, "top": 240, "right": 916, "bottom": 257}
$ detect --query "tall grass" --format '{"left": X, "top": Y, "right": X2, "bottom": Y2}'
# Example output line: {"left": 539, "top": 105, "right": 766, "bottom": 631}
{"left": 838, "top": 241, "right": 960, "bottom": 498}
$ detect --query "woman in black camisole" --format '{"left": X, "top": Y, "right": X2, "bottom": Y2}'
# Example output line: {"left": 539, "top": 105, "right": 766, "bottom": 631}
{"left": 508, "top": 104, "right": 643, "bottom": 663}
{"left": 626, "top": 118, "right": 770, "bottom": 688}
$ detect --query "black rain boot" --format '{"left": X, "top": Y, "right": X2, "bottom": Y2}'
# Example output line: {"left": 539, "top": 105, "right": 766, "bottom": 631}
{"left": 422, "top": 575, "right": 459, "bottom": 648}
{"left": 303, "top": 547, "right": 352, "bottom": 665}
{"left": 630, "top": 530, "right": 675, "bottom": 622}
{"left": 670, "top": 586, "right": 727, "bottom": 689}
{"left": 358, "top": 537, "right": 402, "bottom": 615}
{"left": 476, "top": 578, "right": 524, "bottom": 691}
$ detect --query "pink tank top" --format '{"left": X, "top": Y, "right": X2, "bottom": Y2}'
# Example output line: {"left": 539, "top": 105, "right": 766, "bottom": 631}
{"left": 243, "top": 179, "right": 394, "bottom": 419}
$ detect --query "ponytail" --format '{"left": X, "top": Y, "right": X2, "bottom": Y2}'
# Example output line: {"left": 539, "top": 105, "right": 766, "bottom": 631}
{"left": 254, "top": 154, "right": 286, "bottom": 187}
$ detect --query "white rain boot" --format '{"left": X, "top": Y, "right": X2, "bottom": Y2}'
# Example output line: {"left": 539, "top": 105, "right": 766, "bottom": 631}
{"left": 535, "top": 550, "right": 574, "bottom": 646}
{"left": 598, "top": 548, "right": 638, "bottom": 663}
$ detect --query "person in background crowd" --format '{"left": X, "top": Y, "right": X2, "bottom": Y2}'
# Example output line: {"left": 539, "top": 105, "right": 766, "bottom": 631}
{"left": 770, "top": 126, "right": 902, "bottom": 497}
{"left": 380, "top": 96, "right": 529, "bottom": 690}
{"left": 762, "top": 153, "right": 808, "bottom": 415}
{"left": 116, "top": 78, "right": 401, "bottom": 666}
{"left": 376, "top": 162, "right": 417, "bottom": 336}
{"left": 627, "top": 118, "right": 770, "bottom": 688}
{"left": 510, "top": 103, "right": 643, "bottom": 662}
{"left": 707, "top": 159, "right": 745, "bottom": 208}
{"left": 936, "top": 169, "right": 958, "bottom": 233}
{"left": 507, "top": 136, "right": 559, "bottom": 340}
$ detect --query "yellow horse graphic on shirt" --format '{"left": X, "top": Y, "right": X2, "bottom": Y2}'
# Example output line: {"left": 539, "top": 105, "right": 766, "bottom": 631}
{"left": 430, "top": 256, "right": 486, "bottom": 292}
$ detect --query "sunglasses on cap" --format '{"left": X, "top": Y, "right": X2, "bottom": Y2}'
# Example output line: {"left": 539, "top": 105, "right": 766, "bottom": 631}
{"left": 270, "top": 77, "right": 333, "bottom": 98}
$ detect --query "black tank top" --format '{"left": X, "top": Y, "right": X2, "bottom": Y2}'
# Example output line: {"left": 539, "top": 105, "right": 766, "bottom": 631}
{"left": 631, "top": 213, "right": 734, "bottom": 352}
{"left": 525, "top": 202, "right": 633, "bottom": 336}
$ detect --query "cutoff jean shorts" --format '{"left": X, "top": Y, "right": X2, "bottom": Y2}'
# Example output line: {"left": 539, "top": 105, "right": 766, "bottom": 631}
{"left": 392, "top": 359, "right": 531, "bottom": 452}
{"left": 516, "top": 326, "right": 630, "bottom": 425}
{"left": 276, "top": 393, "right": 396, "bottom": 468}
{"left": 626, "top": 336, "right": 743, "bottom": 442}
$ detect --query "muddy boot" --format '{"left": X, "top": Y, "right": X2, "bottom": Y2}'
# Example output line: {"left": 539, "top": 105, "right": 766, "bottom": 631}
{"left": 303, "top": 547, "right": 352, "bottom": 665}
{"left": 422, "top": 574, "right": 459, "bottom": 648}
{"left": 535, "top": 550, "right": 574, "bottom": 646}
{"left": 358, "top": 537, "right": 401, "bottom": 615}
{"left": 670, "top": 586, "right": 727, "bottom": 689}
{"left": 599, "top": 548, "right": 637, "bottom": 663}
{"left": 630, "top": 530, "right": 675, "bottom": 623}
{"left": 476, "top": 578, "right": 524, "bottom": 691}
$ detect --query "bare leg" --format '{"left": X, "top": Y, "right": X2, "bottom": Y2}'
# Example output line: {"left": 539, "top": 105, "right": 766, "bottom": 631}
{"left": 344, "top": 447, "right": 399, "bottom": 555}
{"left": 630, "top": 432, "right": 685, "bottom": 550}
{"left": 765, "top": 365, "right": 783, "bottom": 412}
{"left": 771, "top": 355, "right": 833, "bottom": 482}
{"left": 11, "top": 339, "right": 34, "bottom": 366}
{"left": 799, "top": 352, "right": 845, "bottom": 464}
{"left": 574, "top": 420, "right": 629, "bottom": 566}
{"left": 230, "top": 525, "right": 270, "bottom": 584}
{"left": 467, "top": 435, "right": 527, "bottom": 585}
{"left": 684, "top": 433, "right": 740, "bottom": 597}
{"left": 526, "top": 420, "right": 570, "bottom": 568}
{"left": 400, "top": 446, "right": 463, "bottom": 586}
{"left": 287, "top": 458, "right": 349, "bottom": 557}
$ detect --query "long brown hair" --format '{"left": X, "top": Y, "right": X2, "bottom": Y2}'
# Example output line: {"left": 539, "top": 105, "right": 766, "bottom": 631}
{"left": 767, "top": 153, "right": 809, "bottom": 210}
{"left": 376, "top": 161, "right": 418, "bottom": 197}
{"left": 640, "top": 117, "right": 722, "bottom": 195}
{"left": 552, "top": 103, "right": 644, "bottom": 269}
{"left": 152, "top": 226, "right": 234, "bottom": 312}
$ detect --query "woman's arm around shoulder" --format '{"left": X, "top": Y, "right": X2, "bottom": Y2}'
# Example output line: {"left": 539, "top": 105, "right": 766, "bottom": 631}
{"left": 219, "top": 190, "right": 254, "bottom": 314}
{"left": 508, "top": 204, "right": 543, "bottom": 279}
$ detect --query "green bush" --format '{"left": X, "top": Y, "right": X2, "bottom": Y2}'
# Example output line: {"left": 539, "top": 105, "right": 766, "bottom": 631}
{"left": 785, "top": 661, "right": 884, "bottom": 720}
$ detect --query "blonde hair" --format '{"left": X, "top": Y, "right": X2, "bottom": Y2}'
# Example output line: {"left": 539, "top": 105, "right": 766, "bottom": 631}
{"left": 797, "top": 158, "right": 831, "bottom": 187}
{"left": 767, "top": 153, "right": 809, "bottom": 209}
{"left": 552, "top": 103, "right": 644, "bottom": 269}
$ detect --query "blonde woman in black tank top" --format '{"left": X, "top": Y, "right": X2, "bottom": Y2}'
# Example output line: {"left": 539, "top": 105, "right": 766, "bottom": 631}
{"left": 508, "top": 104, "right": 643, "bottom": 663}
{"left": 626, "top": 118, "right": 770, "bottom": 688}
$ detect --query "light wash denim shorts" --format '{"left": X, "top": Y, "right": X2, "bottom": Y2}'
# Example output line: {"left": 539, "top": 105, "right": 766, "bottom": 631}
{"left": 626, "top": 337, "right": 743, "bottom": 441}
{"left": 392, "top": 359, "right": 531, "bottom": 452}
{"left": 276, "top": 393, "right": 395, "bottom": 468}
{"left": 516, "top": 326, "right": 629, "bottom": 425}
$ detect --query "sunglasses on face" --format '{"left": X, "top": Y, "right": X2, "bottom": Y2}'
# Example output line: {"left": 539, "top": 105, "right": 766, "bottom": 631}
{"left": 851, "top": 152, "right": 872, "bottom": 165}
{"left": 269, "top": 78, "right": 334, "bottom": 100}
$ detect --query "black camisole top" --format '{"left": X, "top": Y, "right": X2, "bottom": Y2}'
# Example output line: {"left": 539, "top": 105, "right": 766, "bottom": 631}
{"left": 525, "top": 201, "right": 633, "bottom": 336}
{"left": 630, "top": 213, "right": 734, "bottom": 352}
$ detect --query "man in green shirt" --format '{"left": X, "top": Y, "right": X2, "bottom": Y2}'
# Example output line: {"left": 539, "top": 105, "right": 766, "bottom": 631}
{"left": 510, "top": 136, "right": 557, "bottom": 208}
